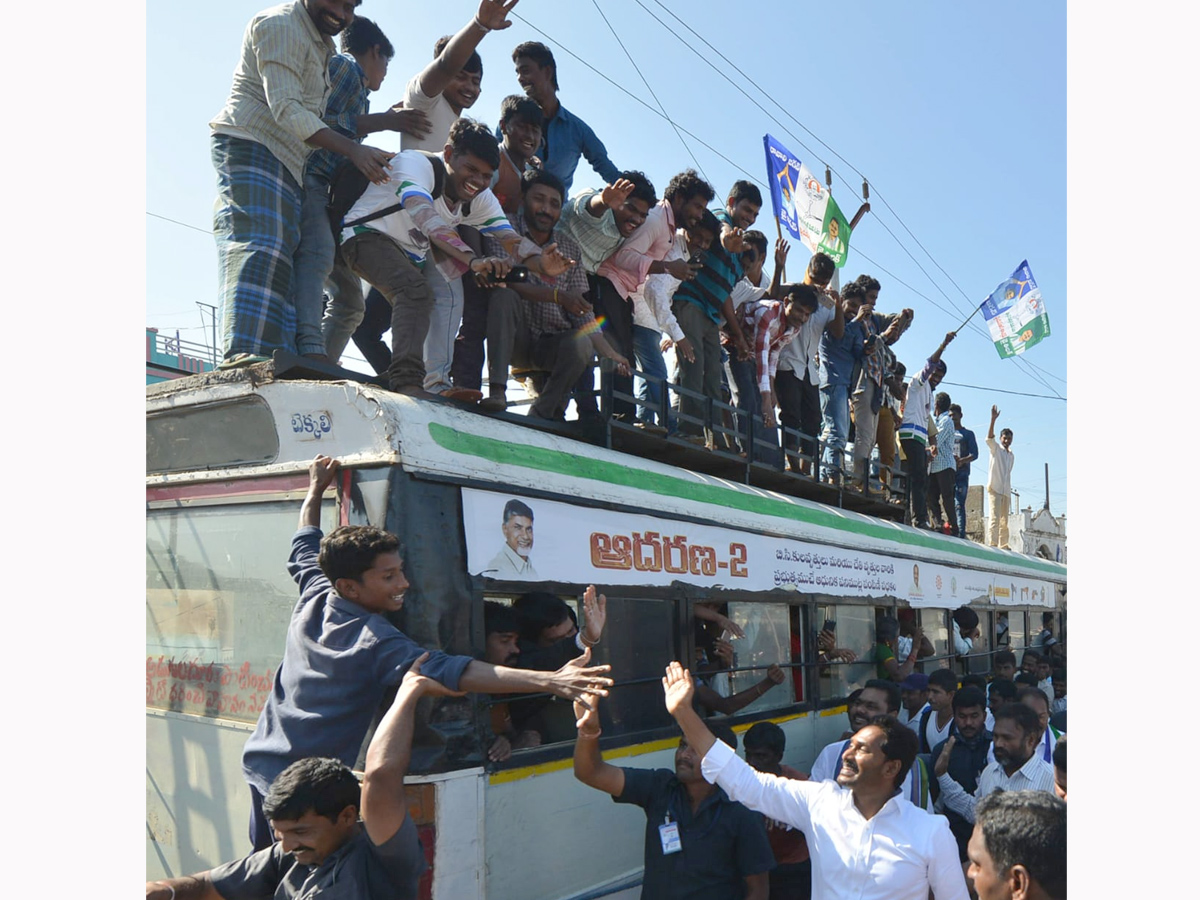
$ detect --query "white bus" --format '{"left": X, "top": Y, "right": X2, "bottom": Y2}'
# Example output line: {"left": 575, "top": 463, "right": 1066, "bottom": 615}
{"left": 146, "top": 365, "right": 1066, "bottom": 900}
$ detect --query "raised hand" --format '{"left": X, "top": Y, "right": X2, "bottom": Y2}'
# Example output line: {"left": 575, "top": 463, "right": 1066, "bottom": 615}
{"left": 934, "top": 734, "right": 956, "bottom": 778}
{"left": 720, "top": 227, "right": 746, "bottom": 254}
{"left": 991, "top": 405, "right": 1001, "bottom": 419}
{"left": 538, "top": 243, "right": 577, "bottom": 278}
{"left": 662, "top": 660, "right": 695, "bottom": 716}
{"left": 402, "top": 652, "right": 467, "bottom": 699}
{"left": 475, "top": 0, "right": 520, "bottom": 32}
{"left": 309, "top": 455, "right": 341, "bottom": 492}
{"left": 581, "top": 585, "right": 607, "bottom": 646}
{"left": 774, "top": 237, "right": 790, "bottom": 272}
{"left": 601, "top": 178, "right": 636, "bottom": 210}
{"left": 766, "top": 663, "right": 785, "bottom": 684}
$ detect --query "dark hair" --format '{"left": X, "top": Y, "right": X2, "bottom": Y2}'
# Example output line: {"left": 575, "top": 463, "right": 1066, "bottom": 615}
{"left": 934, "top": 391, "right": 952, "bottom": 414}
{"left": 852, "top": 274, "right": 881, "bottom": 294}
{"left": 782, "top": 283, "right": 819, "bottom": 313}
{"left": 318, "top": 525, "right": 400, "bottom": 583}
{"left": 728, "top": 180, "right": 763, "bottom": 208}
{"left": 1051, "top": 667, "right": 1066, "bottom": 683}
{"left": 961, "top": 674, "right": 987, "bottom": 692}
{"left": 994, "top": 650, "right": 1017, "bottom": 668}
{"left": 448, "top": 118, "right": 500, "bottom": 169}
{"left": 1014, "top": 672, "right": 1040, "bottom": 688}
{"left": 484, "top": 599, "right": 522, "bottom": 636}
{"left": 868, "top": 714, "right": 918, "bottom": 790}
{"left": 990, "top": 679, "right": 1018, "bottom": 703}
{"left": 262, "top": 757, "right": 360, "bottom": 823}
{"left": 435, "top": 35, "right": 482, "bottom": 75}
{"left": 521, "top": 167, "right": 566, "bottom": 203}
{"left": 949, "top": 403, "right": 962, "bottom": 416}
{"left": 619, "top": 170, "right": 657, "bottom": 207}
{"left": 664, "top": 169, "right": 715, "bottom": 205}
{"left": 994, "top": 702, "right": 1041, "bottom": 739}
{"left": 1017, "top": 686, "right": 1050, "bottom": 712}
{"left": 502, "top": 498, "right": 535, "bottom": 524}
{"left": 952, "top": 606, "right": 979, "bottom": 630}
{"left": 499, "top": 93, "right": 544, "bottom": 129}
{"left": 952, "top": 685, "right": 987, "bottom": 713}
{"left": 933, "top": 359, "right": 948, "bottom": 376}
{"left": 512, "top": 591, "right": 576, "bottom": 643}
{"left": 876, "top": 615, "right": 899, "bottom": 643}
{"left": 1021, "top": 649, "right": 1042, "bottom": 665}
{"left": 1052, "top": 734, "right": 1066, "bottom": 772}
{"left": 1001, "top": 427, "right": 1013, "bottom": 439}
{"left": 694, "top": 209, "right": 722, "bottom": 243}
{"left": 807, "top": 252, "right": 835, "bottom": 283}
{"left": 341, "top": 15, "right": 393, "bottom": 57}
{"left": 709, "top": 721, "right": 737, "bottom": 752}
{"left": 842, "top": 280, "right": 868, "bottom": 303}
{"left": 845, "top": 688, "right": 863, "bottom": 710}
{"left": 1041, "top": 611, "right": 1055, "bottom": 625}
{"left": 891, "top": 360, "right": 907, "bottom": 380}
{"left": 743, "top": 721, "right": 786, "bottom": 757}
{"left": 928, "top": 668, "right": 958, "bottom": 693}
{"left": 512, "top": 41, "right": 557, "bottom": 89}
{"left": 862, "top": 678, "right": 901, "bottom": 713}
{"left": 741, "top": 229, "right": 768, "bottom": 258}
{"left": 975, "top": 791, "right": 1067, "bottom": 900}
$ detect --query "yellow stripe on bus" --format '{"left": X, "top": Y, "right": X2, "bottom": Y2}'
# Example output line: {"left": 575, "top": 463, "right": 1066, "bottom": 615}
{"left": 488, "top": 711, "right": 813, "bottom": 785}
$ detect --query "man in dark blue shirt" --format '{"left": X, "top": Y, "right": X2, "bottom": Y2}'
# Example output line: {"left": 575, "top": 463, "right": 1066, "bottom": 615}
{"left": 930, "top": 686, "right": 992, "bottom": 862}
{"left": 511, "top": 41, "right": 620, "bottom": 193}
{"left": 949, "top": 404, "right": 978, "bottom": 539}
{"left": 818, "top": 279, "right": 871, "bottom": 483}
{"left": 574, "top": 694, "right": 773, "bottom": 898}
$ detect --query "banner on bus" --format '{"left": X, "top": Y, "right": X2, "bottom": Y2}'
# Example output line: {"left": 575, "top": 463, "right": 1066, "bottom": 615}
{"left": 461, "top": 489, "right": 1055, "bottom": 608}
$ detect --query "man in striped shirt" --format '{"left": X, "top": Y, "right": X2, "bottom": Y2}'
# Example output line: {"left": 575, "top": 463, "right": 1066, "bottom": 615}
{"left": 743, "top": 283, "right": 819, "bottom": 452}
{"left": 209, "top": 0, "right": 394, "bottom": 366}
{"left": 934, "top": 702, "right": 1055, "bottom": 825}
{"left": 671, "top": 181, "right": 758, "bottom": 441}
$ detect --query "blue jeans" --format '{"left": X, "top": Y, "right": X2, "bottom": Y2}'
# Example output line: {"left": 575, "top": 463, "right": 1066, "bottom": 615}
{"left": 729, "top": 356, "right": 758, "bottom": 453}
{"left": 955, "top": 473, "right": 970, "bottom": 537}
{"left": 820, "top": 382, "right": 851, "bottom": 479}
{"left": 290, "top": 170, "right": 337, "bottom": 355}
{"left": 632, "top": 324, "right": 670, "bottom": 426}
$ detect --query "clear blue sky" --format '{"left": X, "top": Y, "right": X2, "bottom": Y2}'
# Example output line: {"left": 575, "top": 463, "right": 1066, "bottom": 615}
{"left": 146, "top": 0, "right": 1067, "bottom": 513}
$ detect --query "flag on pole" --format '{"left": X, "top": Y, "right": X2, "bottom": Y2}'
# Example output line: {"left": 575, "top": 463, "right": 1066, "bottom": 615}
{"left": 763, "top": 134, "right": 851, "bottom": 267}
{"left": 979, "top": 261, "right": 1051, "bottom": 358}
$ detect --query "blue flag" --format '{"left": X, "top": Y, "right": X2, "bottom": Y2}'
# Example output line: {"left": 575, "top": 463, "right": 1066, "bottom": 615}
{"left": 763, "top": 134, "right": 850, "bottom": 267}
{"left": 979, "top": 261, "right": 1052, "bottom": 358}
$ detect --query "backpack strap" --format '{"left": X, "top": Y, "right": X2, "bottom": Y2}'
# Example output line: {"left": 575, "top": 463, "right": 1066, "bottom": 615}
{"left": 342, "top": 150, "right": 471, "bottom": 233}
{"left": 919, "top": 707, "right": 933, "bottom": 754}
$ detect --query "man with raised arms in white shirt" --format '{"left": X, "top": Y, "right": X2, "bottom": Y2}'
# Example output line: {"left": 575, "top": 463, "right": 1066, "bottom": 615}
{"left": 659, "top": 661, "right": 968, "bottom": 900}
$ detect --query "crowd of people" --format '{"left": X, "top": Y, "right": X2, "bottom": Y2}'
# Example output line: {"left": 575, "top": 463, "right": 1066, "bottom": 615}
{"left": 146, "top": 451, "right": 1066, "bottom": 900}
{"left": 204, "top": 0, "right": 1022, "bottom": 543}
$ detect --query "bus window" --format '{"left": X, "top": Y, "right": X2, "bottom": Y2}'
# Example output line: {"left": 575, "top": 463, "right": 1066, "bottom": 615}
{"left": 819, "top": 604, "right": 873, "bottom": 699}
{"left": 919, "top": 609, "right": 950, "bottom": 669}
{"left": 1007, "top": 610, "right": 1027, "bottom": 650}
{"left": 724, "top": 602, "right": 796, "bottom": 715}
{"left": 967, "top": 611, "right": 993, "bottom": 674}
{"left": 995, "top": 610, "right": 1012, "bottom": 648}
{"left": 146, "top": 499, "right": 335, "bottom": 723}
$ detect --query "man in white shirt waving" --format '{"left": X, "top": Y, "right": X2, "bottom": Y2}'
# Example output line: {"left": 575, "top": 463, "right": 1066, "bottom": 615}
{"left": 660, "top": 661, "right": 969, "bottom": 900}
{"left": 985, "top": 404, "right": 1015, "bottom": 548}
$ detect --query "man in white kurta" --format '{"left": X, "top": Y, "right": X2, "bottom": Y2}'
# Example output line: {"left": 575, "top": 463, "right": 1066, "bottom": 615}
{"left": 661, "top": 661, "right": 969, "bottom": 900}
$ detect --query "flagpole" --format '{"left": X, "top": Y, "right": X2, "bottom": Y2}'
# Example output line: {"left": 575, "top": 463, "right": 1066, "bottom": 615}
{"left": 953, "top": 304, "right": 983, "bottom": 335}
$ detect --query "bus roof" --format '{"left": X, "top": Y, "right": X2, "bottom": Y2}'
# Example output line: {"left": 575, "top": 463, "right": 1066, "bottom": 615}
{"left": 148, "top": 369, "right": 1066, "bottom": 585}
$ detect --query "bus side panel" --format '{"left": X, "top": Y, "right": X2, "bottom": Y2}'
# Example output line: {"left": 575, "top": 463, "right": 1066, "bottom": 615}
{"left": 483, "top": 748, "right": 677, "bottom": 900}
{"left": 146, "top": 712, "right": 254, "bottom": 880}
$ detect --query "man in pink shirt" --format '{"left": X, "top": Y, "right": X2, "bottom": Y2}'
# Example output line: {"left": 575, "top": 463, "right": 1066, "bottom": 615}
{"left": 581, "top": 170, "right": 714, "bottom": 419}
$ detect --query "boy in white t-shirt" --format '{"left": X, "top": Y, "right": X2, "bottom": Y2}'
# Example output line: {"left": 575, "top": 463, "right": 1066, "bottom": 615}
{"left": 897, "top": 330, "right": 956, "bottom": 528}
{"left": 985, "top": 404, "right": 1016, "bottom": 549}
{"left": 339, "top": 119, "right": 572, "bottom": 394}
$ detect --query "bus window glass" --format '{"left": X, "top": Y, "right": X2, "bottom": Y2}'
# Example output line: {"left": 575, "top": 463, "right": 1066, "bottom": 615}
{"left": 819, "top": 604, "right": 873, "bottom": 699}
{"left": 1007, "top": 610, "right": 1027, "bottom": 650}
{"left": 967, "top": 611, "right": 992, "bottom": 674}
{"left": 724, "top": 602, "right": 795, "bottom": 714}
{"left": 146, "top": 500, "right": 335, "bottom": 723}
{"left": 995, "top": 610, "right": 1013, "bottom": 649}
{"left": 592, "top": 596, "right": 676, "bottom": 737}
{"left": 919, "top": 609, "right": 950, "bottom": 669}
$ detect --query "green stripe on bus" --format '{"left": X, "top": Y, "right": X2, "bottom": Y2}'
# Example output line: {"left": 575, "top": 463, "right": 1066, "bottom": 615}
{"left": 427, "top": 423, "right": 1064, "bottom": 578}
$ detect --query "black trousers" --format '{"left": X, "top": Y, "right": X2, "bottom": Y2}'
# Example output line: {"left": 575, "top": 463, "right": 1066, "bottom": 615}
{"left": 775, "top": 367, "right": 821, "bottom": 466}
{"left": 901, "top": 438, "right": 930, "bottom": 527}
{"left": 587, "top": 274, "right": 635, "bottom": 418}
{"left": 928, "top": 467, "right": 958, "bottom": 535}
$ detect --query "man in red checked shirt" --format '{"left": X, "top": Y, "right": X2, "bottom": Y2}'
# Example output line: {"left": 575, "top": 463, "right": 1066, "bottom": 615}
{"left": 743, "top": 721, "right": 813, "bottom": 900}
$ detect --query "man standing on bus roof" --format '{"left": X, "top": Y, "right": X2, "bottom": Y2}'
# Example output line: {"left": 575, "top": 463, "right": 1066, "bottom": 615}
{"left": 485, "top": 498, "right": 538, "bottom": 578}
{"left": 572, "top": 684, "right": 775, "bottom": 899}
{"left": 240, "top": 456, "right": 612, "bottom": 850}
{"left": 146, "top": 653, "right": 448, "bottom": 900}
{"left": 209, "top": 0, "right": 396, "bottom": 368}
{"left": 661, "top": 661, "right": 968, "bottom": 900}
{"left": 985, "top": 405, "right": 1015, "bottom": 549}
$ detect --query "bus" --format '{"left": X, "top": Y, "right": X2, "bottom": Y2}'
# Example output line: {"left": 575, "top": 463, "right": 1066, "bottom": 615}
{"left": 146, "top": 363, "right": 1066, "bottom": 900}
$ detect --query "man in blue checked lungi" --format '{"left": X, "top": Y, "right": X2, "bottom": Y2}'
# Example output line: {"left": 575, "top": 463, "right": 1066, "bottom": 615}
{"left": 208, "top": 0, "right": 393, "bottom": 367}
